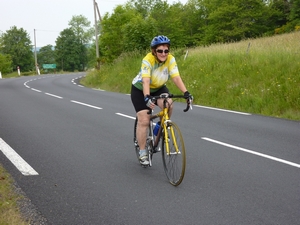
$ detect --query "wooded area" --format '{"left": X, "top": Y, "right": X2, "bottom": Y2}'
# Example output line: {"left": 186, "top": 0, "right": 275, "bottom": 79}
{"left": 0, "top": 0, "right": 299, "bottom": 73}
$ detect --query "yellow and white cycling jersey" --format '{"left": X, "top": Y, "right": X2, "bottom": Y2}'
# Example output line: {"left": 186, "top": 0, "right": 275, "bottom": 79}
{"left": 132, "top": 53, "right": 180, "bottom": 92}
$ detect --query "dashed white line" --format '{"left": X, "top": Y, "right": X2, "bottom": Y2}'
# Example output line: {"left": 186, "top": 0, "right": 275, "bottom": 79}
{"left": 194, "top": 105, "right": 251, "bottom": 115}
{"left": 31, "top": 88, "right": 41, "bottom": 92}
{"left": 116, "top": 113, "right": 135, "bottom": 120}
{"left": 202, "top": 137, "right": 300, "bottom": 168}
{"left": 0, "top": 138, "right": 39, "bottom": 176}
{"left": 70, "top": 100, "right": 102, "bottom": 109}
{"left": 92, "top": 88, "right": 105, "bottom": 91}
{"left": 116, "top": 113, "right": 160, "bottom": 126}
{"left": 45, "top": 93, "right": 63, "bottom": 99}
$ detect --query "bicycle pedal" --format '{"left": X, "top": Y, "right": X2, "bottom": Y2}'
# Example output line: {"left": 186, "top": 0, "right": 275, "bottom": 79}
{"left": 153, "top": 147, "right": 161, "bottom": 153}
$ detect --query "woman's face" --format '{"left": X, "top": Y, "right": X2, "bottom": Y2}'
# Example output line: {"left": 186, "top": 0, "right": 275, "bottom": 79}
{"left": 155, "top": 44, "right": 169, "bottom": 62}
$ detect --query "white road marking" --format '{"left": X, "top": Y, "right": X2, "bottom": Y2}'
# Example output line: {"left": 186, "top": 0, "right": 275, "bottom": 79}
{"left": 194, "top": 105, "right": 251, "bottom": 115}
{"left": 116, "top": 113, "right": 135, "bottom": 120}
{"left": 45, "top": 93, "right": 63, "bottom": 99}
{"left": 202, "top": 137, "right": 300, "bottom": 168}
{"left": 24, "top": 81, "right": 30, "bottom": 88}
{"left": 92, "top": 88, "right": 105, "bottom": 91}
{"left": 0, "top": 138, "right": 39, "bottom": 176}
{"left": 70, "top": 100, "right": 102, "bottom": 109}
{"left": 31, "top": 88, "right": 41, "bottom": 92}
{"left": 72, "top": 77, "right": 84, "bottom": 88}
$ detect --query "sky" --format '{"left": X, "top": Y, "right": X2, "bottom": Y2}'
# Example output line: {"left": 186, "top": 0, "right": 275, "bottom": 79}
{"left": 0, "top": 0, "right": 187, "bottom": 47}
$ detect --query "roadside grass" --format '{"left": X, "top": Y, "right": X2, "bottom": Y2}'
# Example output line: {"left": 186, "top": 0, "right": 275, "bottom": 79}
{"left": 82, "top": 32, "right": 300, "bottom": 120}
{"left": 182, "top": 32, "right": 300, "bottom": 119}
{"left": 0, "top": 164, "right": 28, "bottom": 224}
{"left": 1, "top": 71, "right": 20, "bottom": 78}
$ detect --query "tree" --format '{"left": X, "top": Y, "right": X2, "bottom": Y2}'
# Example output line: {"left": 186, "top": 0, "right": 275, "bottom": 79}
{"left": 0, "top": 53, "right": 12, "bottom": 74}
{"left": 268, "top": 0, "right": 291, "bottom": 27}
{"left": 55, "top": 28, "right": 80, "bottom": 71}
{"left": 37, "top": 45, "right": 55, "bottom": 67}
{"left": 69, "top": 15, "right": 94, "bottom": 44}
{"left": 123, "top": 15, "right": 157, "bottom": 51}
{"left": 271, "top": 0, "right": 300, "bottom": 33}
{"left": 201, "top": 0, "right": 272, "bottom": 44}
{"left": 99, "top": 5, "right": 138, "bottom": 62}
{"left": 128, "top": 0, "right": 164, "bottom": 18}
{"left": 181, "top": 0, "right": 207, "bottom": 46}
{"left": 152, "top": 2, "right": 188, "bottom": 47}
{"left": 0, "top": 26, "right": 33, "bottom": 71}
{"left": 289, "top": 0, "right": 300, "bottom": 24}
{"left": 68, "top": 15, "right": 94, "bottom": 70}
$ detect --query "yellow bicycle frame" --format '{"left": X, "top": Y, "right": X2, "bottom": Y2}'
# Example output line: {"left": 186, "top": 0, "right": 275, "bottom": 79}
{"left": 153, "top": 106, "right": 180, "bottom": 155}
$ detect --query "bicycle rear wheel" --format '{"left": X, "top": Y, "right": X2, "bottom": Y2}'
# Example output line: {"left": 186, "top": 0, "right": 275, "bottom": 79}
{"left": 133, "top": 118, "right": 140, "bottom": 161}
{"left": 161, "top": 122, "right": 186, "bottom": 186}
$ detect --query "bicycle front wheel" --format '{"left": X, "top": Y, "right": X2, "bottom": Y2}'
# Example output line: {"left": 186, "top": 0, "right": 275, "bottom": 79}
{"left": 161, "top": 122, "right": 186, "bottom": 186}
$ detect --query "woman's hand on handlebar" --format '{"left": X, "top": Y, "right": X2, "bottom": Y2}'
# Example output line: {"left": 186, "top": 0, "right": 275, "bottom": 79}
{"left": 183, "top": 91, "right": 193, "bottom": 112}
{"left": 144, "top": 95, "right": 156, "bottom": 109}
{"left": 184, "top": 91, "right": 193, "bottom": 101}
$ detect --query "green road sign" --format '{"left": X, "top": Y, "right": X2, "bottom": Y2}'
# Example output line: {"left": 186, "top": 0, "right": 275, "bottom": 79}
{"left": 43, "top": 64, "right": 56, "bottom": 69}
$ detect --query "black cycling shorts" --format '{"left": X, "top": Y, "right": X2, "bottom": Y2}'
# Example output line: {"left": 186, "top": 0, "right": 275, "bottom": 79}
{"left": 131, "top": 85, "right": 169, "bottom": 113}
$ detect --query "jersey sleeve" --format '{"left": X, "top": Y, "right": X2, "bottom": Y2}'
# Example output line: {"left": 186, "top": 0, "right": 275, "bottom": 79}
{"left": 141, "top": 59, "right": 152, "bottom": 78}
{"left": 168, "top": 56, "right": 180, "bottom": 78}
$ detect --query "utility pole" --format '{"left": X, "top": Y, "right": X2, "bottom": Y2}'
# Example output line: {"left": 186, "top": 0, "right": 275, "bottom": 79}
{"left": 34, "top": 29, "right": 40, "bottom": 75}
{"left": 93, "top": 0, "right": 100, "bottom": 69}
{"left": 95, "top": 1, "right": 102, "bottom": 22}
{"left": 34, "top": 29, "right": 38, "bottom": 74}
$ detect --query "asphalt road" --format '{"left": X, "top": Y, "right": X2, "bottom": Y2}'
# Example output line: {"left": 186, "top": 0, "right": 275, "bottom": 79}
{"left": 0, "top": 73, "right": 299, "bottom": 225}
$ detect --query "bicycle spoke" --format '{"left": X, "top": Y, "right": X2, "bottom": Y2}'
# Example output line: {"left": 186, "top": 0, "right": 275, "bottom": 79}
{"left": 161, "top": 122, "right": 186, "bottom": 186}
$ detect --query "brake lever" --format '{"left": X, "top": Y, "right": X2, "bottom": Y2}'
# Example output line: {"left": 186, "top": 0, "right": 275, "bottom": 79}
{"left": 189, "top": 100, "right": 193, "bottom": 110}
{"left": 183, "top": 99, "right": 192, "bottom": 112}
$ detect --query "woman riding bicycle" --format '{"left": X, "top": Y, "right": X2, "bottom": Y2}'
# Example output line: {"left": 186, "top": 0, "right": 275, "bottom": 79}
{"left": 131, "top": 35, "right": 193, "bottom": 166}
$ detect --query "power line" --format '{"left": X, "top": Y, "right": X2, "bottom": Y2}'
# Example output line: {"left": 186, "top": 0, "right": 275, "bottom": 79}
{"left": 34, "top": 29, "right": 60, "bottom": 33}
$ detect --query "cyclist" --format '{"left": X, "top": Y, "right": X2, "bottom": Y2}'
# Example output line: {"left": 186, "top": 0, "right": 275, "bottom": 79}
{"left": 131, "top": 35, "right": 193, "bottom": 166}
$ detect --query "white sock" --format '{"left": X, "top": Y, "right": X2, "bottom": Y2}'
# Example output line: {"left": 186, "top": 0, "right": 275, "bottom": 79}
{"left": 139, "top": 150, "right": 147, "bottom": 156}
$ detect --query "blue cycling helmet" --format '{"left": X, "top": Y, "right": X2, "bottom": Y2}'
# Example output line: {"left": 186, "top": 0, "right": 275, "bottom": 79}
{"left": 150, "top": 35, "right": 171, "bottom": 48}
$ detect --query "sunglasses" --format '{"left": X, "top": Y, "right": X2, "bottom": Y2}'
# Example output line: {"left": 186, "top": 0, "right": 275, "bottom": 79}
{"left": 156, "top": 49, "right": 169, "bottom": 54}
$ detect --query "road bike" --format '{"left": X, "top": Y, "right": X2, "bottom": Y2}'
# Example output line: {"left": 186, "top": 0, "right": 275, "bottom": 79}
{"left": 133, "top": 93, "right": 192, "bottom": 186}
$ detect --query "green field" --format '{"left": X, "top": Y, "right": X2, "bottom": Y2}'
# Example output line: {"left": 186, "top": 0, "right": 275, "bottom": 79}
{"left": 82, "top": 32, "right": 300, "bottom": 121}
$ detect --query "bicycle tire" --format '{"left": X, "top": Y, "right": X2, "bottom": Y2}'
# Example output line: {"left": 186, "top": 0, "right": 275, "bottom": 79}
{"left": 147, "top": 134, "right": 153, "bottom": 167}
{"left": 161, "top": 122, "right": 186, "bottom": 186}
{"left": 133, "top": 118, "right": 140, "bottom": 161}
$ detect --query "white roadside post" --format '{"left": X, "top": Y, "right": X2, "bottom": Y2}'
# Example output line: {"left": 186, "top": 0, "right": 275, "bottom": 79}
{"left": 17, "top": 66, "right": 20, "bottom": 76}
{"left": 36, "top": 65, "right": 40, "bottom": 75}
{"left": 0, "top": 71, "right": 2, "bottom": 79}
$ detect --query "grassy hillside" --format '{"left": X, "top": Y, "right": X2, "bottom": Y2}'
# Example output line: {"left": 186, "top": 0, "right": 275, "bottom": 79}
{"left": 83, "top": 32, "right": 300, "bottom": 121}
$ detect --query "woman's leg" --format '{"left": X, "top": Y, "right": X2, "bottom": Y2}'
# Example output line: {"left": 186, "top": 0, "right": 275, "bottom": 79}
{"left": 136, "top": 109, "right": 150, "bottom": 151}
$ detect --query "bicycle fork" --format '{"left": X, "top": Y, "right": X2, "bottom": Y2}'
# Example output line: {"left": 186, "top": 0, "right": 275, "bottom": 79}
{"left": 163, "top": 120, "right": 181, "bottom": 155}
